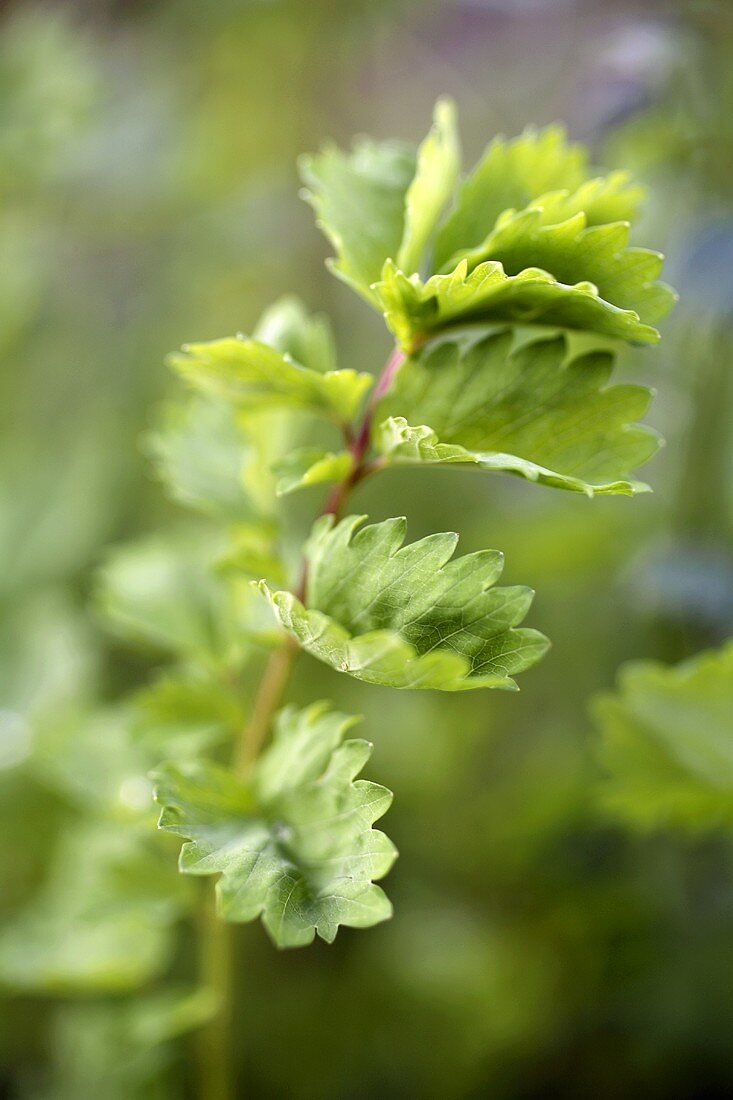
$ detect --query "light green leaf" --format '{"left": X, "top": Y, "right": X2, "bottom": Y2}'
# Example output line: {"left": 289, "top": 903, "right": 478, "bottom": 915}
{"left": 153, "top": 701, "right": 396, "bottom": 947}
{"left": 273, "top": 447, "right": 353, "bottom": 497}
{"left": 258, "top": 515, "right": 548, "bottom": 691}
{"left": 95, "top": 529, "right": 261, "bottom": 667}
{"left": 169, "top": 336, "right": 372, "bottom": 424}
{"left": 375, "top": 257, "right": 663, "bottom": 353}
{"left": 146, "top": 394, "right": 252, "bottom": 522}
{"left": 374, "top": 331, "right": 660, "bottom": 496}
{"left": 452, "top": 205, "right": 674, "bottom": 324}
{"left": 133, "top": 670, "right": 246, "bottom": 760}
{"left": 434, "top": 123, "right": 589, "bottom": 271}
{"left": 253, "top": 294, "right": 337, "bottom": 374}
{"left": 593, "top": 642, "right": 733, "bottom": 831}
{"left": 299, "top": 137, "right": 416, "bottom": 304}
{"left": 0, "top": 822, "right": 185, "bottom": 993}
{"left": 397, "top": 97, "right": 460, "bottom": 274}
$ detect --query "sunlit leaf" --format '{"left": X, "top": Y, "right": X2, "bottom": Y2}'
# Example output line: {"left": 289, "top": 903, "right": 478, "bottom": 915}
{"left": 258, "top": 515, "right": 548, "bottom": 691}
{"left": 397, "top": 97, "right": 460, "bottom": 275}
{"left": 374, "top": 330, "right": 660, "bottom": 495}
{"left": 593, "top": 642, "right": 733, "bottom": 831}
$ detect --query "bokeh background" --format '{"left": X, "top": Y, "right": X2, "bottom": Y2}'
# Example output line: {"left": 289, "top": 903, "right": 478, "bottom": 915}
{"left": 1, "top": 0, "right": 733, "bottom": 1096}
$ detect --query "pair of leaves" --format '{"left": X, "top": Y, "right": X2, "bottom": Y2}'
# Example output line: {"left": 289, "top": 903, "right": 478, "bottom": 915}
{"left": 302, "top": 106, "right": 674, "bottom": 350}
{"left": 593, "top": 641, "right": 733, "bottom": 831}
{"left": 373, "top": 330, "right": 660, "bottom": 496}
{"left": 259, "top": 514, "right": 548, "bottom": 691}
{"left": 153, "top": 702, "right": 395, "bottom": 947}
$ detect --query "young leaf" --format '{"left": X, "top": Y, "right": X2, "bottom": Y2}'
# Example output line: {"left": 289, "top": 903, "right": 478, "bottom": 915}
{"left": 258, "top": 515, "right": 549, "bottom": 691}
{"left": 397, "top": 97, "right": 460, "bottom": 275}
{"left": 153, "top": 702, "right": 396, "bottom": 947}
{"left": 254, "top": 294, "right": 337, "bottom": 374}
{"left": 453, "top": 206, "right": 674, "bottom": 324}
{"left": 592, "top": 642, "right": 733, "bottom": 831}
{"left": 169, "top": 336, "right": 372, "bottom": 424}
{"left": 299, "top": 137, "right": 416, "bottom": 304}
{"left": 373, "top": 331, "right": 661, "bottom": 496}
{"left": 433, "top": 124, "right": 589, "bottom": 271}
{"left": 272, "top": 447, "right": 353, "bottom": 497}
{"left": 375, "top": 257, "right": 663, "bottom": 353}
{"left": 146, "top": 394, "right": 252, "bottom": 522}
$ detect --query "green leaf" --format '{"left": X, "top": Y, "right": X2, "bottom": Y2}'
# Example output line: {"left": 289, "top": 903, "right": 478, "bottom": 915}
{"left": 433, "top": 124, "right": 590, "bottom": 271}
{"left": 453, "top": 204, "right": 674, "bottom": 324}
{"left": 169, "top": 336, "right": 372, "bottom": 424}
{"left": 253, "top": 294, "right": 337, "bottom": 374}
{"left": 45, "top": 987, "right": 217, "bottom": 1100}
{"left": 397, "top": 97, "right": 460, "bottom": 275}
{"left": 272, "top": 447, "right": 353, "bottom": 497}
{"left": 96, "top": 528, "right": 264, "bottom": 666}
{"left": 592, "top": 642, "right": 733, "bottom": 831}
{"left": 146, "top": 394, "right": 252, "bottom": 522}
{"left": 0, "top": 822, "right": 185, "bottom": 993}
{"left": 299, "top": 137, "right": 416, "bottom": 304}
{"left": 133, "top": 670, "right": 246, "bottom": 760}
{"left": 374, "top": 331, "right": 660, "bottom": 496}
{"left": 153, "top": 701, "right": 396, "bottom": 947}
{"left": 258, "top": 515, "right": 548, "bottom": 691}
{"left": 375, "top": 257, "right": 663, "bottom": 353}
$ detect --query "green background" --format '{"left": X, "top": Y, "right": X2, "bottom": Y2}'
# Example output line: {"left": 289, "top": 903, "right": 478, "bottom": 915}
{"left": 1, "top": 0, "right": 733, "bottom": 1096}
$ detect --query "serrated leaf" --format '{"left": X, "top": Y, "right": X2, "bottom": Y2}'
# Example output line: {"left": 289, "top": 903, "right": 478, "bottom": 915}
{"left": 374, "top": 330, "right": 660, "bottom": 496}
{"left": 592, "top": 642, "right": 733, "bottom": 831}
{"left": 433, "top": 124, "right": 589, "bottom": 271}
{"left": 153, "top": 702, "right": 396, "bottom": 947}
{"left": 0, "top": 822, "right": 185, "bottom": 993}
{"left": 299, "top": 137, "right": 416, "bottom": 304}
{"left": 254, "top": 294, "right": 337, "bottom": 373}
{"left": 258, "top": 515, "right": 548, "bottom": 691}
{"left": 452, "top": 205, "right": 674, "bottom": 324}
{"left": 273, "top": 447, "right": 353, "bottom": 497}
{"left": 146, "top": 394, "right": 253, "bottom": 522}
{"left": 375, "top": 257, "right": 662, "bottom": 353}
{"left": 169, "top": 336, "right": 372, "bottom": 424}
{"left": 397, "top": 97, "right": 460, "bottom": 275}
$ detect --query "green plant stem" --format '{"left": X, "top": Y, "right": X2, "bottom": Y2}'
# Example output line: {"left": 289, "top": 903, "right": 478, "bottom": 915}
{"left": 197, "top": 884, "right": 235, "bottom": 1100}
{"left": 198, "top": 345, "right": 401, "bottom": 1099}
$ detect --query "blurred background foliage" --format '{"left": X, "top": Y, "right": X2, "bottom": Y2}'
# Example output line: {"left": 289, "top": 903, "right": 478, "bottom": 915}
{"left": 1, "top": 0, "right": 733, "bottom": 1097}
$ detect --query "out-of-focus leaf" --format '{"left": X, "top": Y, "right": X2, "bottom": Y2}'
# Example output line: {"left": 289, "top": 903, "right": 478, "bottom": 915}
{"left": 40, "top": 987, "right": 216, "bottom": 1100}
{"left": 95, "top": 529, "right": 259, "bottom": 667}
{"left": 593, "top": 642, "right": 733, "bottom": 831}
{"left": 258, "top": 515, "right": 548, "bottom": 690}
{"left": 146, "top": 395, "right": 252, "bottom": 522}
{"left": 253, "top": 294, "right": 337, "bottom": 374}
{"left": 273, "top": 447, "right": 352, "bottom": 497}
{"left": 133, "top": 670, "right": 246, "bottom": 760}
{"left": 299, "top": 137, "right": 416, "bottom": 304}
{"left": 153, "top": 701, "right": 396, "bottom": 947}
{"left": 169, "top": 336, "right": 372, "bottom": 424}
{"left": 397, "top": 97, "right": 460, "bottom": 275}
{"left": 0, "top": 822, "right": 186, "bottom": 994}
{"left": 374, "top": 331, "right": 660, "bottom": 495}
